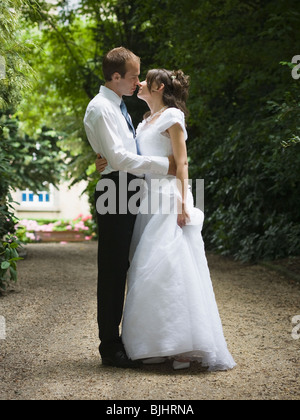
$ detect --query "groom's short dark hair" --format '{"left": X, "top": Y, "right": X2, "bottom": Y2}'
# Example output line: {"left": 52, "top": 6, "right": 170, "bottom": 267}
{"left": 102, "top": 47, "right": 140, "bottom": 81}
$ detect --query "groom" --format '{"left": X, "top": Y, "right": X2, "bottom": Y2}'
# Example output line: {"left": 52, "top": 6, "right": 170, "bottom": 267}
{"left": 84, "top": 47, "right": 176, "bottom": 368}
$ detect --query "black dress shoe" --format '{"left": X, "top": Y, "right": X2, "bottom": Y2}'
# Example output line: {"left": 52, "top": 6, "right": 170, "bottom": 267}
{"left": 102, "top": 350, "right": 141, "bottom": 369}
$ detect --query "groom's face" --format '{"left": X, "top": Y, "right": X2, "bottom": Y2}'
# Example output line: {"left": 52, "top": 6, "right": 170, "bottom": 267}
{"left": 119, "top": 61, "right": 140, "bottom": 97}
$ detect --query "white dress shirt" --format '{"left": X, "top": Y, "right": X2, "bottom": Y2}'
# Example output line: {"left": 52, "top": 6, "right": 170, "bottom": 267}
{"left": 83, "top": 86, "right": 169, "bottom": 176}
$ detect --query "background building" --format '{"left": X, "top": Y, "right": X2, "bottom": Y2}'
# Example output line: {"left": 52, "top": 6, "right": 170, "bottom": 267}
{"left": 12, "top": 181, "right": 90, "bottom": 221}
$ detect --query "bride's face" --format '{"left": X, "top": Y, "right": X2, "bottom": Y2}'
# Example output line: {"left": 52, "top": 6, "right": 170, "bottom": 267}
{"left": 137, "top": 79, "right": 161, "bottom": 102}
{"left": 137, "top": 80, "right": 151, "bottom": 101}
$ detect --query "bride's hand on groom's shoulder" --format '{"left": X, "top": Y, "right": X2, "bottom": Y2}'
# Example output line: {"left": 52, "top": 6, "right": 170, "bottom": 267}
{"left": 95, "top": 154, "right": 108, "bottom": 173}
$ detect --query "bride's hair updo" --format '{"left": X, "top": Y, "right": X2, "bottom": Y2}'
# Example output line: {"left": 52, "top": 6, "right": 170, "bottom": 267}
{"left": 146, "top": 69, "right": 190, "bottom": 118}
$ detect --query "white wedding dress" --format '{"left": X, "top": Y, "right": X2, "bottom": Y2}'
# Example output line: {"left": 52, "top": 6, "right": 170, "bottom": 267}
{"left": 122, "top": 108, "right": 236, "bottom": 371}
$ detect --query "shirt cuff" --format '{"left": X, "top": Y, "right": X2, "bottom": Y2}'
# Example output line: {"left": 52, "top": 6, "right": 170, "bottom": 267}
{"left": 150, "top": 156, "right": 169, "bottom": 175}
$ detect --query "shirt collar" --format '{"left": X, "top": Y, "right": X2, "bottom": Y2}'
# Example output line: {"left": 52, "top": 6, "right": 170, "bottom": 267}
{"left": 99, "top": 85, "right": 122, "bottom": 106}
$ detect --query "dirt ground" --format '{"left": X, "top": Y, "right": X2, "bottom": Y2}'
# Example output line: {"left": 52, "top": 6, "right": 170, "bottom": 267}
{"left": 0, "top": 242, "right": 299, "bottom": 400}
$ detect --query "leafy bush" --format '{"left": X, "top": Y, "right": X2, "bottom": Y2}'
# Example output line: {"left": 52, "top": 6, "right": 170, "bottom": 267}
{"left": 153, "top": 0, "right": 300, "bottom": 262}
{"left": 0, "top": 112, "right": 69, "bottom": 288}
{"left": 0, "top": 236, "right": 23, "bottom": 291}
{"left": 0, "top": 151, "right": 16, "bottom": 239}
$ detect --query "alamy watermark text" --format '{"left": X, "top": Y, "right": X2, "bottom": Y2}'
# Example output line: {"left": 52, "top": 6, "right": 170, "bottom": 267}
{"left": 0, "top": 55, "right": 5, "bottom": 80}
{"left": 291, "top": 315, "right": 300, "bottom": 340}
{"left": 0, "top": 316, "right": 6, "bottom": 340}
{"left": 291, "top": 55, "right": 300, "bottom": 80}
{"left": 95, "top": 173, "right": 204, "bottom": 216}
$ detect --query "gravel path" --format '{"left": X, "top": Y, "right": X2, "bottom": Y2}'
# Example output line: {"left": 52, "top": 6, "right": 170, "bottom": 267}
{"left": 0, "top": 242, "right": 299, "bottom": 400}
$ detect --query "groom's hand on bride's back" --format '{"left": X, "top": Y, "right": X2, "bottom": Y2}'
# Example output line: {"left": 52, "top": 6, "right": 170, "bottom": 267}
{"left": 167, "top": 155, "right": 177, "bottom": 176}
{"left": 96, "top": 154, "right": 108, "bottom": 173}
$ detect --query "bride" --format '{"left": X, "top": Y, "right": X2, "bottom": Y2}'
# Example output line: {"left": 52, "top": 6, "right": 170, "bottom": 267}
{"left": 96, "top": 68, "right": 236, "bottom": 371}
{"left": 120, "top": 68, "right": 236, "bottom": 371}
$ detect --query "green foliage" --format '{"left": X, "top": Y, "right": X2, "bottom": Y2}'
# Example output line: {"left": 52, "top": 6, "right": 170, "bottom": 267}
{"left": 13, "top": 0, "right": 300, "bottom": 263}
{"left": 147, "top": 0, "right": 300, "bottom": 261}
{"left": 0, "top": 110, "right": 69, "bottom": 240}
{"left": 1, "top": 112, "right": 68, "bottom": 191}
{"left": 0, "top": 149, "right": 16, "bottom": 238}
{"left": 0, "top": 236, "right": 23, "bottom": 291}
{"left": 1, "top": 0, "right": 37, "bottom": 288}
{"left": 0, "top": 110, "right": 69, "bottom": 287}
{"left": 19, "top": 0, "right": 156, "bottom": 185}
{"left": 0, "top": 0, "right": 33, "bottom": 109}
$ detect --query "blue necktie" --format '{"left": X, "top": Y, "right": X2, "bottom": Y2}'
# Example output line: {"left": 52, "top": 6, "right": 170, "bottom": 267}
{"left": 120, "top": 100, "right": 136, "bottom": 138}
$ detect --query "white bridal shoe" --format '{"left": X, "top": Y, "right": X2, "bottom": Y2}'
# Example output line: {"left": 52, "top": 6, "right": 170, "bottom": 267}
{"left": 173, "top": 360, "right": 191, "bottom": 370}
{"left": 142, "top": 357, "right": 191, "bottom": 369}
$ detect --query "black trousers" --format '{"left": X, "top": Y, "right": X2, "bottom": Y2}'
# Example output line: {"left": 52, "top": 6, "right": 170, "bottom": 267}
{"left": 95, "top": 172, "right": 139, "bottom": 357}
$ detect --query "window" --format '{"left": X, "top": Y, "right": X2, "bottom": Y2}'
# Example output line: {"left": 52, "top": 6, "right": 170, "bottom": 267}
{"left": 38, "top": 192, "right": 49, "bottom": 202}
{"left": 21, "top": 191, "right": 38, "bottom": 203}
{"left": 19, "top": 187, "right": 54, "bottom": 209}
